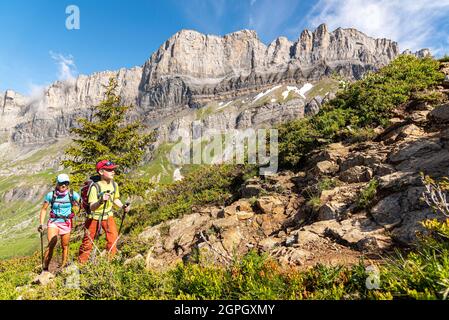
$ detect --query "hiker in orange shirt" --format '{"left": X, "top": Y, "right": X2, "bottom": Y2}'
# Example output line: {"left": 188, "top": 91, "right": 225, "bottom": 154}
{"left": 78, "top": 160, "right": 130, "bottom": 264}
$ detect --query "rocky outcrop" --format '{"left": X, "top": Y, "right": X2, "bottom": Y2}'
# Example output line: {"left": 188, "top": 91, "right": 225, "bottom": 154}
{"left": 0, "top": 90, "right": 28, "bottom": 142}
{"left": 2, "top": 184, "right": 48, "bottom": 202}
{"left": 429, "top": 103, "right": 449, "bottom": 123}
{"left": 136, "top": 87, "right": 449, "bottom": 270}
{"left": 136, "top": 168, "right": 389, "bottom": 270}
{"left": 304, "top": 96, "right": 322, "bottom": 116}
{"left": 402, "top": 48, "right": 432, "bottom": 58}
{"left": 32, "top": 271, "right": 55, "bottom": 286}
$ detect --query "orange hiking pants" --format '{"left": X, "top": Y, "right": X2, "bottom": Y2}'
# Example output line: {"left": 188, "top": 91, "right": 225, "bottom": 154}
{"left": 78, "top": 217, "right": 118, "bottom": 264}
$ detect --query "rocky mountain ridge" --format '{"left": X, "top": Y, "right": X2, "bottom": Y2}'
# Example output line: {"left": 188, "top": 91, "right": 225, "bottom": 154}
{"left": 139, "top": 24, "right": 399, "bottom": 109}
{"left": 0, "top": 24, "right": 414, "bottom": 145}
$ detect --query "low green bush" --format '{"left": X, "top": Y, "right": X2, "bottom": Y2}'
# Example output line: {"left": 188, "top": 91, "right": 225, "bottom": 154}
{"left": 356, "top": 179, "right": 378, "bottom": 210}
{"left": 0, "top": 255, "right": 39, "bottom": 299}
{"left": 318, "top": 177, "right": 341, "bottom": 191}
{"left": 378, "top": 219, "right": 449, "bottom": 299}
{"left": 307, "top": 196, "right": 322, "bottom": 211}
{"left": 412, "top": 91, "right": 446, "bottom": 104}
{"left": 126, "top": 164, "right": 256, "bottom": 232}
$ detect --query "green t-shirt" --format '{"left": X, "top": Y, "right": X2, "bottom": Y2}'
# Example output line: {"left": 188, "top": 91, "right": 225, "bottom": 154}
{"left": 88, "top": 180, "right": 120, "bottom": 220}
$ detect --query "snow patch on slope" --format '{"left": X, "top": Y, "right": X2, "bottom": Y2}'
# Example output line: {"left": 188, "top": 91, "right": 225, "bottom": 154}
{"left": 282, "top": 83, "right": 313, "bottom": 100}
{"left": 253, "top": 85, "right": 282, "bottom": 102}
{"left": 217, "top": 100, "right": 233, "bottom": 110}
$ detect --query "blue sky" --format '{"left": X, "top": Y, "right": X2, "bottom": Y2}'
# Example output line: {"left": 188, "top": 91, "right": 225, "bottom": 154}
{"left": 1, "top": 0, "right": 449, "bottom": 94}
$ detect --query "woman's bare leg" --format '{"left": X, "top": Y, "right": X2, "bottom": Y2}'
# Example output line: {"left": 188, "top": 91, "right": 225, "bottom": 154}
{"left": 60, "top": 233, "right": 71, "bottom": 268}
{"left": 44, "top": 227, "right": 59, "bottom": 270}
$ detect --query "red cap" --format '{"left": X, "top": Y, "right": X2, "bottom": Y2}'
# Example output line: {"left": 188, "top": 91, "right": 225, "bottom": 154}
{"left": 96, "top": 160, "right": 118, "bottom": 172}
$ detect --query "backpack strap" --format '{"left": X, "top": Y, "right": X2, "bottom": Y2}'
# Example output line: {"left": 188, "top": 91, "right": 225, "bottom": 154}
{"left": 85, "top": 180, "right": 117, "bottom": 217}
{"left": 49, "top": 190, "right": 64, "bottom": 221}
{"left": 92, "top": 181, "right": 116, "bottom": 199}
{"left": 69, "top": 189, "right": 80, "bottom": 208}
{"left": 50, "top": 190, "right": 57, "bottom": 212}
{"left": 91, "top": 182, "right": 101, "bottom": 197}
{"left": 50, "top": 190, "right": 76, "bottom": 221}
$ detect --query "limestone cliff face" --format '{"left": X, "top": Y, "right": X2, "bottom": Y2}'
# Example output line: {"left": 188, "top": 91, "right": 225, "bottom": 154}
{"left": 1, "top": 24, "right": 402, "bottom": 144}
{"left": 138, "top": 24, "right": 399, "bottom": 109}
{"left": 156, "top": 98, "right": 307, "bottom": 147}
{"left": 1, "top": 90, "right": 27, "bottom": 119}
{"left": 4, "top": 67, "right": 142, "bottom": 144}
{"left": 0, "top": 90, "right": 28, "bottom": 141}
{"left": 43, "top": 67, "right": 143, "bottom": 113}
{"left": 292, "top": 25, "right": 398, "bottom": 66}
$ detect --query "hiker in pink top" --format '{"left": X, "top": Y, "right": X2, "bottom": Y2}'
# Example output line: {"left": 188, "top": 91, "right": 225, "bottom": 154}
{"left": 38, "top": 174, "right": 80, "bottom": 270}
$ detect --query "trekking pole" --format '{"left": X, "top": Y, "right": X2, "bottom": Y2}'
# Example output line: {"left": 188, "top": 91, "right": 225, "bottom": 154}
{"left": 73, "top": 199, "right": 81, "bottom": 227}
{"left": 70, "top": 202, "right": 82, "bottom": 264}
{"left": 118, "top": 202, "right": 130, "bottom": 235}
{"left": 95, "top": 191, "right": 110, "bottom": 240}
{"left": 95, "top": 200, "right": 107, "bottom": 240}
{"left": 108, "top": 202, "right": 131, "bottom": 255}
{"left": 39, "top": 229, "right": 44, "bottom": 271}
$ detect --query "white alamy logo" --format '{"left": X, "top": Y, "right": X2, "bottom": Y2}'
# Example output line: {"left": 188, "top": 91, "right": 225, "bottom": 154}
{"left": 365, "top": 265, "right": 380, "bottom": 290}
{"left": 169, "top": 122, "right": 278, "bottom": 175}
{"left": 65, "top": 264, "right": 80, "bottom": 289}
{"left": 66, "top": 5, "right": 80, "bottom": 30}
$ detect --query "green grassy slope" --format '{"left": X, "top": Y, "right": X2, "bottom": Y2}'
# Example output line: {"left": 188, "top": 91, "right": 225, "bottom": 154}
{"left": 0, "top": 141, "right": 70, "bottom": 259}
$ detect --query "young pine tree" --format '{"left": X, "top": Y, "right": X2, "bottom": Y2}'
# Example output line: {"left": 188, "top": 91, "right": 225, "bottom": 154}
{"left": 62, "top": 77, "right": 155, "bottom": 197}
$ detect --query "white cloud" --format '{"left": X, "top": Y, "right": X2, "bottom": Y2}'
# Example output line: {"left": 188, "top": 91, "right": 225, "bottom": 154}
{"left": 306, "top": 0, "right": 449, "bottom": 53}
{"left": 49, "top": 51, "right": 78, "bottom": 82}
{"left": 22, "top": 52, "right": 77, "bottom": 98}
{"left": 24, "top": 81, "right": 49, "bottom": 113}
{"left": 27, "top": 83, "right": 47, "bottom": 99}
{"left": 22, "top": 52, "right": 78, "bottom": 106}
